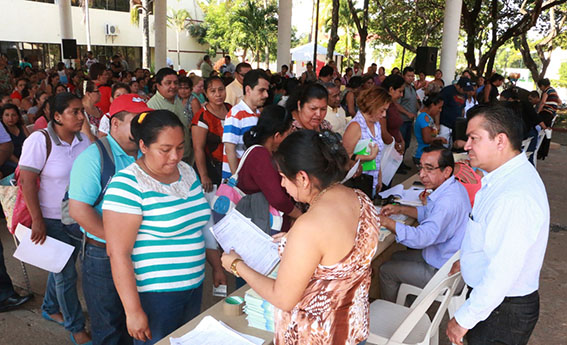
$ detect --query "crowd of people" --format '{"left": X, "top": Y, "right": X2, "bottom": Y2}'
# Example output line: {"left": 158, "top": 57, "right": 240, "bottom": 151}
{"left": 0, "top": 50, "right": 555, "bottom": 345}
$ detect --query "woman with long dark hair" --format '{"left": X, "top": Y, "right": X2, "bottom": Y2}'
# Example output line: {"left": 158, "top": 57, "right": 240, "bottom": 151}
{"left": 222, "top": 129, "right": 379, "bottom": 345}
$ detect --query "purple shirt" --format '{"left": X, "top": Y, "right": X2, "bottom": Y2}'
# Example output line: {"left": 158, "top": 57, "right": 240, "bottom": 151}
{"left": 19, "top": 122, "right": 90, "bottom": 219}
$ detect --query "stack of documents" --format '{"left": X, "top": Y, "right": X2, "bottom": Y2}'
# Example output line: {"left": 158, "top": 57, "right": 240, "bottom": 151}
{"left": 378, "top": 184, "right": 424, "bottom": 207}
{"left": 244, "top": 288, "right": 275, "bottom": 332}
{"left": 169, "top": 316, "right": 263, "bottom": 345}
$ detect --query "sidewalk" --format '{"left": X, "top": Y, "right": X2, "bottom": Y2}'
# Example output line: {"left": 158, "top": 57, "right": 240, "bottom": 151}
{"left": 1, "top": 143, "right": 566, "bottom": 345}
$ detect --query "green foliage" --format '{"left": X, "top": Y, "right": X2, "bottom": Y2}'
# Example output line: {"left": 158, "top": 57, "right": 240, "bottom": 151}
{"left": 368, "top": 0, "right": 444, "bottom": 51}
{"left": 167, "top": 8, "right": 191, "bottom": 32}
{"left": 189, "top": 0, "right": 278, "bottom": 61}
{"left": 554, "top": 62, "right": 567, "bottom": 88}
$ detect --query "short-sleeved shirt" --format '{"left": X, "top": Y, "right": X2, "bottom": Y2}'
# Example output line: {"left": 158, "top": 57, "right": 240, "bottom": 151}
{"left": 439, "top": 85, "right": 465, "bottom": 130}
{"left": 386, "top": 102, "right": 404, "bottom": 143}
{"left": 0, "top": 123, "right": 11, "bottom": 144}
{"left": 221, "top": 100, "right": 260, "bottom": 178}
{"left": 325, "top": 106, "right": 348, "bottom": 135}
{"left": 225, "top": 79, "right": 243, "bottom": 106}
{"left": 69, "top": 134, "right": 140, "bottom": 242}
{"left": 201, "top": 62, "right": 213, "bottom": 78}
{"left": 95, "top": 84, "right": 112, "bottom": 114}
{"left": 192, "top": 104, "right": 230, "bottom": 163}
{"left": 19, "top": 122, "right": 90, "bottom": 219}
{"left": 147, "top": 92, "right": 193, "bottom": 161}
{"left": 399, "top": 84, "right": 418, "bottom": 122}
{"left": 102, "top": 162, "right": 211, "bottom": 293}
{"left": 10, "top": 90, "right": 22, "bottom": 101}
{"left": 414, "top": 112, "right": 437, "bottom": 159}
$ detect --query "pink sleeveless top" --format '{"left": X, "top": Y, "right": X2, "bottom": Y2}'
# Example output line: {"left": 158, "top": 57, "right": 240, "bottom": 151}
{"left": 274, "top": 189, "right": 380, "bottom": 345}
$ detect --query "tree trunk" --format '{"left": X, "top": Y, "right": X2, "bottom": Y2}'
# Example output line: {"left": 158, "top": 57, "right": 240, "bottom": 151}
{"left": 518, "top": 34, "right": 545, "bottom": 84}
{"left": 326, "top": 0, "right": 340, "bottom": 60}
{"left": 142, "top": 0, "right": 150, "bottom": 69}
{"left": 484, "top": 0, "right": 499, "bottom": 76}
{"left": 176, "top": 31, "right": 181, "bottom": 70}
{"left": 461, "top": 0, "right": 483, "bottom": 70}
{"left": 347, "top": 0, "right": 369, "bottom": 70}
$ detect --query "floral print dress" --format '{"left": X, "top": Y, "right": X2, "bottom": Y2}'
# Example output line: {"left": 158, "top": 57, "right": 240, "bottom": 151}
{"left": 274, "top": 189, "right": 380, "bottom": 345}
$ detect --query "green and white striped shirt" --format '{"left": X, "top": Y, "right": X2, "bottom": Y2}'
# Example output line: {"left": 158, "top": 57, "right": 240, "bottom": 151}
{"left": 102, "top": 162, "right": 211, "bottom": 293}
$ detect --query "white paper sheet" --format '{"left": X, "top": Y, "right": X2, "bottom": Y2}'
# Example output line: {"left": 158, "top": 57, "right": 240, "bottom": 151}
{"left": 211, "top": 209, "right": 280, "bottom": 276}
{"left": 378, "top": 184, "right": 424, "bottom": 207}
{"left": 380, "top": 142, "right": 403, "bottom": 186}
{"left": 341, "top": 160, "right": 360, "bottom": 183}
{"left": 169, "top": 315, "right": 264, "bottom": 345}
{"left": 13, "top": 223, "right": 75, "bottom": 273}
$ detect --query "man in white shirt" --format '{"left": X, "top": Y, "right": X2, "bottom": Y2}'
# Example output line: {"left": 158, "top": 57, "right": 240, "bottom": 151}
{"left": 446, "top": 105, "right": 549, "bottom": 345}
{"left": 322, "top": 82, "right": 348, "bottom": 135}
{"left": 225, "top": 62, "right": 252, "bottom": 106}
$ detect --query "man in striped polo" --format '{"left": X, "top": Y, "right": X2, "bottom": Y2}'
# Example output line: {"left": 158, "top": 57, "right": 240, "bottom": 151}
{"left": 222, "top": 69, "right": 270, "bottom": 179}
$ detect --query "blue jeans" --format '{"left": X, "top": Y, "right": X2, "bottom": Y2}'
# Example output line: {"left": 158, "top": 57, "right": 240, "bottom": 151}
{"left": 526, "top": 127, "right": 539, "bottom": 165}
{"left": 400, "top": 121, "right": 413, "bottom": 152}
{"left": 135, "top": 285, "right": 203, "bottom": 345}
{"left": 82, "top": 243, "right": 132, "bottom": 345}
{"left": 41, "top": 219, "right": 85, "bottom": 333}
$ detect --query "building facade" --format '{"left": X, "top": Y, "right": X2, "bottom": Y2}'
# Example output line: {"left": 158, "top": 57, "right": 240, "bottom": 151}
{"left": 0, "top": 0, "right": 209, "bottom": 71}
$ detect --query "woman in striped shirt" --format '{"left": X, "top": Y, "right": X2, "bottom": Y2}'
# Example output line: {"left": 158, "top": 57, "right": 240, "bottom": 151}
{"left": 102, "top": 110, "right": 223, "bottom": 345}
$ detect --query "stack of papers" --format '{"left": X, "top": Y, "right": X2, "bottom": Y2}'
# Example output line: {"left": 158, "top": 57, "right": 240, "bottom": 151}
{"left": 378, "top": 184, "right": 424, "bottom": 207}
{"left": 211, "top": 210, "right": 280, "bottom": 275}
{"left": 244, "top": 288, "right": 275, "bottom": 332}
{"left": 169, "top": 316, "right": 263, "bottom": 345}
{"left": 243, "top": 266, "right": 278, "bottom": 332}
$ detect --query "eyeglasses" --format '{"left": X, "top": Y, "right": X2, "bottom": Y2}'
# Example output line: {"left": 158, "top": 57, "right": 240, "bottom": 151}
{"left": 416, "top": 164, "right": 442, "bottom": 172}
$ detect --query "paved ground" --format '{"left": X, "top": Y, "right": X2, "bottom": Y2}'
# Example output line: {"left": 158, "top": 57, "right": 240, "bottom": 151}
{"left": 1, "top": 137, "right": 566, "bottom": 345}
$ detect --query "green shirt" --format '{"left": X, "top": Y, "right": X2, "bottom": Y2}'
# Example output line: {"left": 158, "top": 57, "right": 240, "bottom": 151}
{"left": 147, "top": 92, "right": 193, "bottom": 163}
{"left": 201, "top": 62, "right": 213, "bottom": 78}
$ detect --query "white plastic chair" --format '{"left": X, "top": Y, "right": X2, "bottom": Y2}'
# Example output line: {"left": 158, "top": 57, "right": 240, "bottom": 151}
{"left": 396, "top": 250, "right": 467, "bottom": 319}
{"left": 521, "top": 137, "right": 532, "bottom": 153}
{"left": 367, "top": 272, "right": 462, "bottom": 345}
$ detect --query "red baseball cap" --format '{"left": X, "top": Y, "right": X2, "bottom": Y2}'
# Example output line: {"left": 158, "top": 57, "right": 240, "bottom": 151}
{"left": 178, "top": 69, "right": 187, "bottom": 76}
{"left": 109, "top": 94, "right": 153, "bottom": 117}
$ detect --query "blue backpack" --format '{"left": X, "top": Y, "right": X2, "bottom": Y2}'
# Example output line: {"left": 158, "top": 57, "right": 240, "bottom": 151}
{"left": 61, "top": 137, "right": 115, "bottom": 225}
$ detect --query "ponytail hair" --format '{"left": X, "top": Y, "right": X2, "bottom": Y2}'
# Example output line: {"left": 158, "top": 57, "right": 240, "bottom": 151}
{"left": 243, "top": 105, "right": 292, "bottom": 148}
{"left": 422, "top": 92, "right": 443, "bottom": 107}
{"left": 274, "top": 129, "right": 348, "bottom": 190}
{"left": 130, "top": 109, "right": 184, "bottom": 146}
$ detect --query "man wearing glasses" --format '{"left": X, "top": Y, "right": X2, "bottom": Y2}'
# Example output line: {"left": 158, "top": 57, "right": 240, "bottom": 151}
{"left": 225, "top": 62, "right": 252, "bottom": 106}
{"left": 377, "top": 145, "right": 470, "bottom": 302}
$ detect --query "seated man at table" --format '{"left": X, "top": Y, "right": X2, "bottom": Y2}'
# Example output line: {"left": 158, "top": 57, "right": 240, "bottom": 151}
{"left": 378, "top": 145, "right": 471, "bottom": 302}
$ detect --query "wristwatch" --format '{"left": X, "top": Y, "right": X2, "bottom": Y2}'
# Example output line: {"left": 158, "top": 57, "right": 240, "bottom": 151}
{"left": 231, "top": 258, "right": 244, "bottom": 278}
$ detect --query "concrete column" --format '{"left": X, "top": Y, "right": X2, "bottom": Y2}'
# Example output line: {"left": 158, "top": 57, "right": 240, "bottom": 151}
{"left": 277, "top": 0, "right": 292, "bottom": 72}
{"left": 57, "top": 0, "right": 73, "bottom": 65}
{"left": 439, "top": 0, "right": 463, "bottom": 85}
{"left": 154, "top": 0, "right": 168, "bottom": 71}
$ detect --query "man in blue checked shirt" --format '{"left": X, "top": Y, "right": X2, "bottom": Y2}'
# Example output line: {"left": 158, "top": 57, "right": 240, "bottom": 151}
{"left": 378, "top": 145, "right": 471, "bottom": 302}
{"left": 446, "top": 106, "right": 549, "bottom": 345}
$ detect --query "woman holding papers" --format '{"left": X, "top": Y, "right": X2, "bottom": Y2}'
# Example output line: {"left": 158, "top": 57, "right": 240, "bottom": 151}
{"left": 222, "top": 129, "right": 380, "bottom": 345}
{"left": 342, "top": 87, "right": 392, "bottom": 198}
{"left": 102, "top": 110, "right": 224, "bottom": 345}
{"left": 18, "top": 92, "right": 92, "bottom": 345}
{"left": 238, "top": 105, "right": 302, "bottom": 233}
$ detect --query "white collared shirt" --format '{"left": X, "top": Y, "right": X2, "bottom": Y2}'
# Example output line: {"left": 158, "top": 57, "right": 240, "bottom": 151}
{"left": 454, "top": 153, "right": 549, "bottom": 329}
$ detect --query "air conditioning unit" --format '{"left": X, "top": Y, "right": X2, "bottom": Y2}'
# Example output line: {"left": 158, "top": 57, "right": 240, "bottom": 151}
{"left": 105, "top": 24, "right": 118, "bottom": 36}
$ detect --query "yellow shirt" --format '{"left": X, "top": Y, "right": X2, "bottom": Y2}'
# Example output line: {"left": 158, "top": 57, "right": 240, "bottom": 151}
{"left": 225, "top": 79, "right": 243, "bottom": 106}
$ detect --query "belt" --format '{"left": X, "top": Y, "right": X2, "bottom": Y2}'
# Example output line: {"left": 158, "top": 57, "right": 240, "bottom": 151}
{"left": 467, "top": 286, "right": 538, "bottom": 302}
{"left": 85, "top": 236, "right": 106, "bottom": 249}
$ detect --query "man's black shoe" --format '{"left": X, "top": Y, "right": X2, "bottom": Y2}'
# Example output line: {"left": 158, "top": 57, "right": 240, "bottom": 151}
{"left": 0, "top": 293, "right": 32, "bottom": 312}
